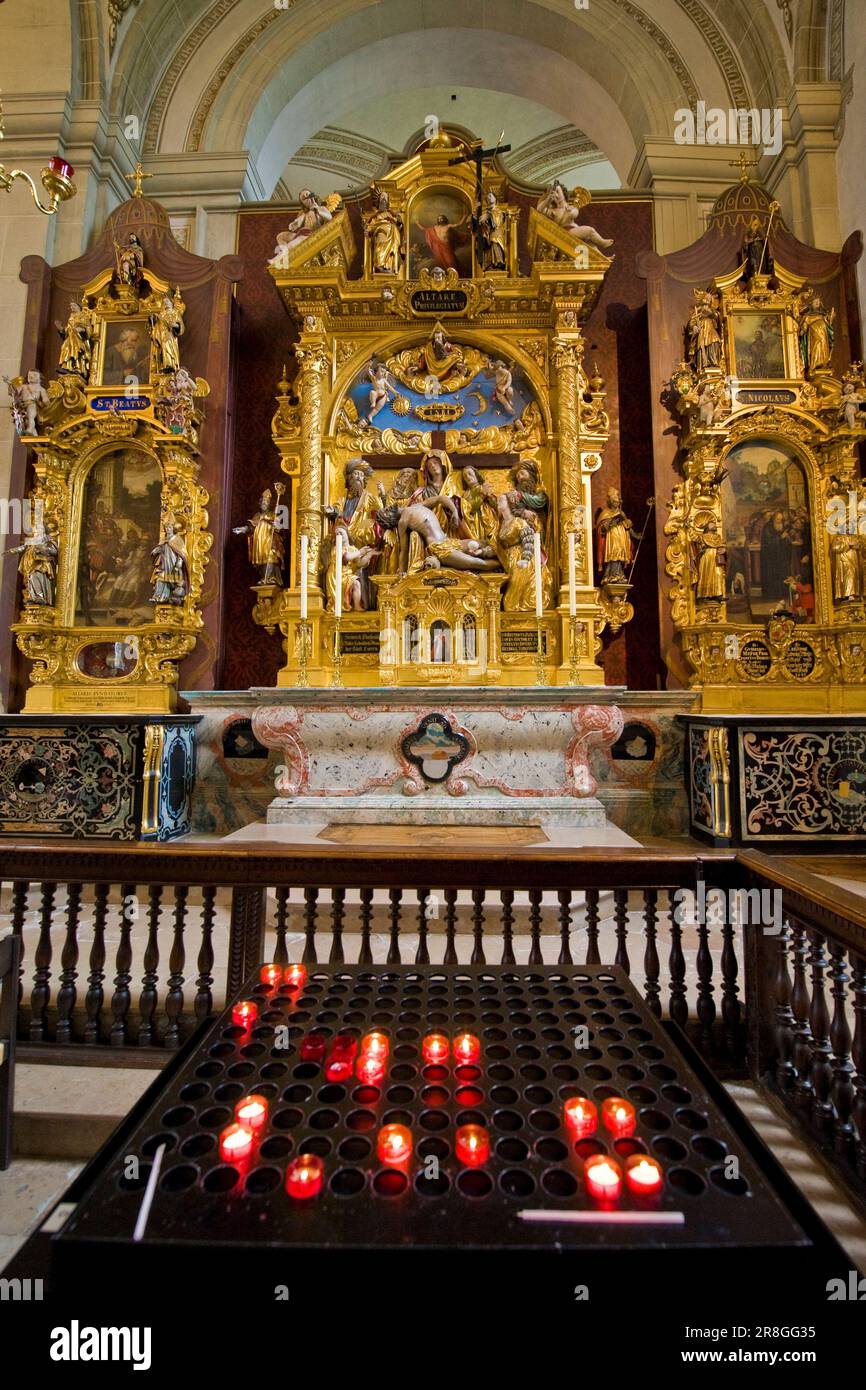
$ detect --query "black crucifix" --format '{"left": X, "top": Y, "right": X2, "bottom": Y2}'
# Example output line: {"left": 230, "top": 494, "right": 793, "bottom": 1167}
{"left": 448, "top": 130, "right": 511, "bottom": 261}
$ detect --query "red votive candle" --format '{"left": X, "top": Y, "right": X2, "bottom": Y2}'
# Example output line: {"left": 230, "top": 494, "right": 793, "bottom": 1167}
{"left": 301, "top": 1032, "right": 327, "bottom": 1063}
{"left": 325, "top": 1056, "right": 354, "bottom": 1083}
{"left": 377, "top": 1124, "right": 412, "bottom": 1168}
{"left": 584, "top": 1153, "right": 622, "bottom": 1202}
{"left": 625, "top": 1154, "right": 664, "bottom": 1196}
{"left": 235, "top": 1094, "right": 268, "bottom": 1133}
{"left": 455, "top": 1124, "right": 490, "bottom": 1168}
{"left": 601, "top": 1097, "right": 636, "bottom": 1138}
{"left": 219, "top": 1122, "right": 254, "bottom": 1164}
{"left": 260, "top": 963, "right": 281, "bottom": 988}
{"left": 356, "top": 1053, "right": 385, "bottom": 1086}
{"left": 453, "top": 1032, "right": 481, "bottom": 1065}
{"left": 361, "top": 1031, "right": 389, "bottom": 1059}
{"left": 564, "top": 1097, "right": 598, "bottom": 1140}
{"left": 232, "top": 1000, "right": 257, "bottom": 1029}
{"left": 422, "top": 1033, "right": 450, "bottom": 1065}
{"left": 286, "top": 1153, "right": 324, "bottom": 1199}
{"left": 284, "top": 963, "right": 307, "bottom": 990}
{"left": 330, "top": 1032, "right": 358, "bottom": 1059}
{"left": 48, "top": 155, "right": 74, "bottom": 180}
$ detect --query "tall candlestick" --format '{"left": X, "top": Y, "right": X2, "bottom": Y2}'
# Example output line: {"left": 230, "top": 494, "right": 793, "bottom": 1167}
{"left": 533, "top": 529, "right": 543, "bottom": 618}
{"left": 568, "top": 531, "right": 577, "bottom": 617}
{"left": 299, "top": 533, "right": 309, "bottom": 620}
{"left": 334, "top": 530, "right": 343, "bottom": 620}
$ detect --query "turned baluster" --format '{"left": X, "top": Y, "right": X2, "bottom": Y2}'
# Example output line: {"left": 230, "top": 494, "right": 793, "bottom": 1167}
{"left": 471, "top": 888, "right": 486, "bottom": 965}
{"left": 358, "top": 887, "right": 373, "bottom": 964}
{"left": 828, "top": 941, "right": 855, "bottom": 1157}
{"left": 273, "top": 887, "right": 290, "bottom": 966}
{"left": 387, "top": 888, "right": 402, "bottom": 965}
{"left": 302, "top": 886, "right": 318, "bottom": 964}
{"left": 29, "top": 881, "right": 55, "bottom": 1042}
{"left": 55, "top": 882, "right": 82, "bottom": 1044}
{"left": 851, "top": 952, "right": 866, "bottom": 1179}
{"left": 720, "top": 914, "right": 741, "bottom": 1063}
{"left": 613, "top": 888, "right": 630, "bottom": 974}
{"left": 443, "top": 888, "right": 458, "bottom": 965}
{"left": 415, "top": 888, "right": 430, "bottom": 965}
{"left": 163, "top": 885, "right": 188, "bottom": 1049}
{"left": 668, "top": 889, "right": 688, "bottom": 1031}
{"left": 500, "top": 889, "right": 515, "bottom": 965}
{"left": 84, "top": 883, "right": 109, "bottom": 1044}
{"left": 557, "top": 889, "right": 573, "bottom": 966}
{"left": 138, "top": 885, "right": 162, "bottom": 1046}
{"left": 528, "top": 887, "right": 543, "bottom": 966}
{"left": 194, "top": 885, "right": 216, "bottom": 1023}
{"left": 790, "top": 923, "right": 813, "bottom": 1106}
{"left": 695, "top": 909, "right": 716, "bottom": 1056}
{"left": 642, "top": 889, "right": 660, "bottom": 1018}
{"left": 109, "top": 882, "right": 136, "bottom": 1047}
{"left": 808, "top": 929, "right": 834, "bottom": 1131}
{"left": 772, "top": 920, "right": 795, "bottom": 1089}
{"left": 330, "top": 886, "right": 346, "bottom": 965}
{"left": 10, "top": 881, "right": 27, "bottom": 1007}
{"left": 584, "top": 888, "right": 600, "bottom": 966}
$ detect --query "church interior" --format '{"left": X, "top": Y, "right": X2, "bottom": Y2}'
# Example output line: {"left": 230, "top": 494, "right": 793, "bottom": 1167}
{"left": 0, "top": 0, "right": 865, "bottom": 1353}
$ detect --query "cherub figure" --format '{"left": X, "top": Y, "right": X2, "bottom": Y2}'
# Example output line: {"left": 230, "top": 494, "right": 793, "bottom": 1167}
{"left": 4, "top": 370, "right": 49, "bottom": 436}
{"left": 490, "top": 360, "right": 514, "bottom": 415}
{"left": 536, "top": 182, "right": 613, "bottom": 251}
{"left": 839, "top": 368, "right": 866, "bottom": 429}
{"left": 269, "top": 190, "right": 335, "bottom": 267}
{"left": 367, "top": 360, "right": 395, "bottom": 421}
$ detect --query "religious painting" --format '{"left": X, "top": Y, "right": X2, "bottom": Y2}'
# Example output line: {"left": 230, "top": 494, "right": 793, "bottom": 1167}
{"left": 408, "top": 189, "right": 472, "bottom": 278}
{"left": 98, "top": 318, "right": 152, "bottom": 388}
{"left": 721, "top": 439, "right": 813, "bottom": 623}
{"left": 344, "top": 344, "right": 536, "bottom": 433}
{"left": 730, "top": 311, "right": 787, "bottom": 380}
{"left": 75, "top": 447, "right": 162, "bottom": 626}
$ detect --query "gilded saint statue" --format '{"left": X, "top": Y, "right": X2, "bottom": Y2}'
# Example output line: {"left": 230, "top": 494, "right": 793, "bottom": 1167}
{"left": 694, "top": 527, "right": 727, "bottom": 602}
{"left": 149, "top": 291, "right": 184, "bottom": 376}
{"left": 150, "top": 522, "right": 189, "bottom": 605}
{"left": 55, "top": 299, "right": 93, "bottom": 378}
{"left": 323, "top": 459, "right": 383, "bottom": 609}
{"left": 831, "top": 533, "right": 862, "bottom": 602}
{"left": 687, "top": 290, "right": 723, "bottom": 374}
{"left": 797, "top": 291, "right": 835, "bottom": 375}
{"left": 233, "top": 486, "right": 287, "bottom": 585}
{"left": 595, "top": 488, "right": 638, "bottom": 585}
{"left": 507, "top": 459, "right": 549, "bottom": 544}
{"left": 364, "top": 188, "right": 403, "bottom": 275}
{"left": 113, "top": 233, "right": 144, "bottom": 291}
{"left": 496, "top": 492, "right": 553, "bottom": 611}
{"left": 457, "top": 465, "right": 499, "bottom": 547}
{"left": 475, "top": 190, "right": 508, "bottom": 270}
{"left": 742, "top": 214, "right": 773, "bottom": 281}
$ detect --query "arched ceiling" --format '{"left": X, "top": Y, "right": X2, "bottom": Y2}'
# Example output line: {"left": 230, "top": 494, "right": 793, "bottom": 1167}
{"left": 103, "top": 0, "right": 838, "bottom": 199}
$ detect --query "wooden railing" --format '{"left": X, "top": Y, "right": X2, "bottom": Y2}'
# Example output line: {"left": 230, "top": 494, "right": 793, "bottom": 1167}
{"left": 0, "top": 841, "right": 745, "bottom": 1069}
{"left": 740, "top": 851, "right": 866, "bottom": 1212}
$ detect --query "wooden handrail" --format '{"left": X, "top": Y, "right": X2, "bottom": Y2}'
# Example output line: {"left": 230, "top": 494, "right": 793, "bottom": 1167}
{"left": 0, "top": 840, "right": 739, "bottom": 891}
{"left": 737, "top": 849, "right": 866, "bottom": 951}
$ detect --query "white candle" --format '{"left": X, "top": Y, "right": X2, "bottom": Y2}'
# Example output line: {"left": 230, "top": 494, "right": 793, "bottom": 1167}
{"left": 568, "top": 531, "right": 576, "bottom": 617}
{"left": 334, "top": 530, "right": 343, "bottom": 619}
{"left": 299, "top": 533, "right": 308, "bottom": 620}
{"left": 533, "top": 529, "right": 543, "bottom": 618}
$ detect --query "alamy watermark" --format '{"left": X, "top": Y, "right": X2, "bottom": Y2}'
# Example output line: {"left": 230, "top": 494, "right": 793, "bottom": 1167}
{"left": 673, "top": 882, "right": 783, "bottom": 934}
{"left": 674, "top": 102, "right": 782, "bottom": 159}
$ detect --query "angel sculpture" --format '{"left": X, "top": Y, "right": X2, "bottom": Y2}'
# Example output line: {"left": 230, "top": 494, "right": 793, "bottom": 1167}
{"left": 268, "top": 190, "right": 341, "bottom": 268}
{"left": 536, "top": 182, "right": 613, "bottom": 251}
{"left": 4, "top": 370, "right": 49, "bottom": 436}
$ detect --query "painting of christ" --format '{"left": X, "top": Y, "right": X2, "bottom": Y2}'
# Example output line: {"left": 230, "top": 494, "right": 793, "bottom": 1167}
{"left": 409, "top": 190, "right": 472, "bottom": 278}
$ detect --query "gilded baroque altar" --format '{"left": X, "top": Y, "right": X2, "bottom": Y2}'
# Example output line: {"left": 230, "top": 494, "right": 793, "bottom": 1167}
{"left": 249, "top": 134, "right": 621, "bottom": 687}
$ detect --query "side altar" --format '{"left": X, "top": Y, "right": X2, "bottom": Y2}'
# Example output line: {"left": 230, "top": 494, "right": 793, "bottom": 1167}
{"left": 240, "top": 131, "right": 633, "bottom": 689}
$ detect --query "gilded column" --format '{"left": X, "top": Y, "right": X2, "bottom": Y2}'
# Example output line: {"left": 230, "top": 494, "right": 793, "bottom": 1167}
{"left": 552, "top": 323, "right": 586, "bottom": 596}
{"left": 293, "top": 317, "right": 328, "bottom": 595}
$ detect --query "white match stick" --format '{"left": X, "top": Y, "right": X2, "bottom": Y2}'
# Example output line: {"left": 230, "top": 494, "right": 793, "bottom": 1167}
{"left": 132, "top": 1141, "right": 166, "bottom": 1242}
{"left": 517, "top": 1209, "right": 685, "bottom": 1225}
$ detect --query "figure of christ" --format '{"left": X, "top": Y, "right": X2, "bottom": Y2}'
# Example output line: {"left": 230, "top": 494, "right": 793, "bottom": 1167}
{"left": 414, "top": 210, "right": 470, "bottom": 272}
{"left": 396, "top": 498, "right": 500, "bottom": 575}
